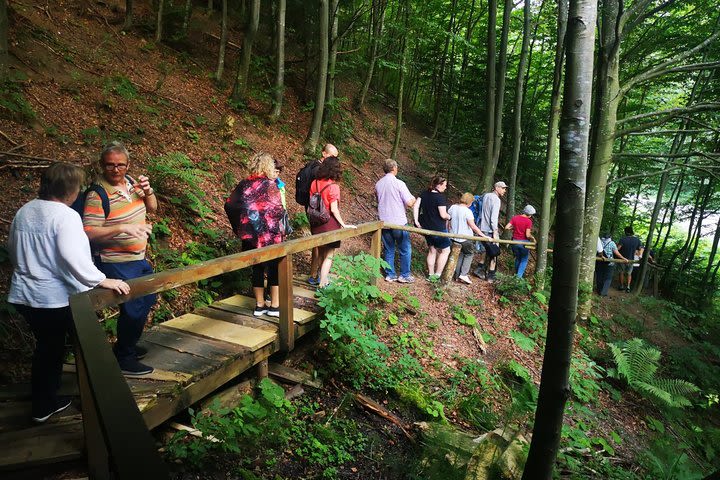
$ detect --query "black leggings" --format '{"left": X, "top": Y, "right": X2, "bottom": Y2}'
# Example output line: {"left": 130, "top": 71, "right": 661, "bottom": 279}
{"left": 242, "top": 241, "right": 280, "bottom": 288}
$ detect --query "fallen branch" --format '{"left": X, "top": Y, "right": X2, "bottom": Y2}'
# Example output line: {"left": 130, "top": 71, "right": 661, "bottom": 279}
{"left": 169, "top": 422, "right": 220, "bottom": 442}
{"left": 472, "top": 325, "right": 487, "bottom": 354}
{"left": 354, "top": 393, "right": 414, "bottom": 442}
{"left": 0, "top": 151, "right": 55, "bottom": 162}
{"left": 0, "top": 130, "right": 18, "bottom": 146}
{"left": 204, "top": 32, "right": 241, "bottom": 50}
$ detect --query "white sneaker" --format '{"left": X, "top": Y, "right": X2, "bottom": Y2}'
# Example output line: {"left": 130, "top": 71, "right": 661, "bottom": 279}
{"left": 458, "top": 275, "right": 472, "bottom": 285}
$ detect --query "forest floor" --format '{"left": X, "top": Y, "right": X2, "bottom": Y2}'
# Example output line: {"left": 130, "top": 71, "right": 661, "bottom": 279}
{"left": 1, "top": 1, "right": 717, "bottom": 479}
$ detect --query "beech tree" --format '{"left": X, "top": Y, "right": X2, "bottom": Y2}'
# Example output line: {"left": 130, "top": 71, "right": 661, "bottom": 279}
{"left": 231, "top": 0, "right": 260, "bottom": 104}
{"left": 123, "top": 0, "right": 134, "bottom": 30}
{"left": 536, "top": 0, "right": 569, "bottom": 289}
{"left": 356, "top": 0, "right": 387, "bottom": 110}
{"left": 523, "top": 0, "right": 597, "bottom": 475}
{"left": 304, "top": 0, "right": 330, "bottom": 154}
{"left": 215, "top": 0, "right": 228, "bottom": 80}
{"left": 0, "top": 0, "right": 7, "bottom": 82}
{"left": 270, "top": 0, "right": 286, "bottom": 121}
{"left": 156, "top": 0, "right": 164, "bottom": 43}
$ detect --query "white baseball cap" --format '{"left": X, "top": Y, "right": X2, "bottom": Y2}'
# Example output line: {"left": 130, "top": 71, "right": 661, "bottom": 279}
{"left": 494, "top": 181, "right": 508, "bottom": 188}
{"left": 523, "top": 205, "right": 536, "bottom": 215}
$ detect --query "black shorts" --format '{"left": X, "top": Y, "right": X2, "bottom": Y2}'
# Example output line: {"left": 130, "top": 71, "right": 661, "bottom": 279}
{"left": 425, "top": 233, "right": 451, "bottom": 250}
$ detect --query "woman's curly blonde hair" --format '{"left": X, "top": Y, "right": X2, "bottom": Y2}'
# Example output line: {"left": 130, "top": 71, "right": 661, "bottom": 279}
{"left": 249, "top": 152, "right": 277, "bottom": 178}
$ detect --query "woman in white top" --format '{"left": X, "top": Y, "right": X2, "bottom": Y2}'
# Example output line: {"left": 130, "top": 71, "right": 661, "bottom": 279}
{"left": 9, "top": 162, "right": 130, "bottom": 423}
{"left": 448, "top": 193, "right": 484, "bottom": 284}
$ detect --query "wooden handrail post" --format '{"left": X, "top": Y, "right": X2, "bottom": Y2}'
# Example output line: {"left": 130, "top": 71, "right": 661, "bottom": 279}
{"left": 75, "top": 345, "right": 110, "bottom": 480}
{"left": 278, "top": 254, "right": 295, "bottom": 352}
{"left": 370, "top": 227, "right": 382, "bottom": 286}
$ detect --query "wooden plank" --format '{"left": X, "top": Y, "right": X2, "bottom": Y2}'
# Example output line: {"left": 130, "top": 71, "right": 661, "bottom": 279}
{"left": 292, "top": 284, "right": 317, "bottom": 299}
{"left": 195, "top": 306, "right": 278, "bottom": 332}
{"left": 215, "top": 295, "right": 316, "bottom": 325}
{"left": 0, "top": 418, "right": 84, "bottom": 470}
{"left": 268, "top": 363, "right": 322, "bottom": 388}
{"left": 278, "top": 255, "right": 295, "bottom": 352}
{"left": 136, "top": 341, "right": 219, "bottom": 381}
{"left": 199, "top": 380, "right": 255, "bottom": 414}
{"left": 0, "top": 373, "right": 78, "bottom": 401}
{"left": 141, "top": 327, "right": 244, "bottom": 361}
{"left": 0, "top": 402, "right": 80, "bottom": 432}
{"left": 126, "top": 379, "right": 179, "bottom": 397}
{"left": 160, "top": 313, "right": 276, "bottom": 351}
{"left": 142, "top": 341, "right": 277, "bottom": 430}
{"left": 370, "top": 228, "right": 382, "bottom": 287}
{"left": 140, "top": 369, "right": 193, "bottom": 384}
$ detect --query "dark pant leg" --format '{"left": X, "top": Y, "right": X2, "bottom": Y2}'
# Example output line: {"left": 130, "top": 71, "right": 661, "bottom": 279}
{"left": 16, "top": 305, "right": 73, "bottom": 416}
{"left": 265, "top": 258, "right": 280, "bottom": 286}
{"left": 251, "top": 263, "right": 265, "bottom": 288}
{"left": 99, "top": 260, "right": 156, "bottom": 363}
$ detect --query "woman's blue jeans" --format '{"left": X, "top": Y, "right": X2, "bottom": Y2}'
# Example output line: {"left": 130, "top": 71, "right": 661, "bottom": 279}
{"left": 511, "top": 241, "right": 530, "bottom": 278}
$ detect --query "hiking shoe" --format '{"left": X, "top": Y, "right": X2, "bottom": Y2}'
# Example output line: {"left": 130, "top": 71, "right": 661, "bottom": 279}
{"left": 308, "top": 276, "right": 320, "bottom": 286}
{"left": 385, "top": 275, "right": 398, "bottom": 282}
{"left": 267, "top": 307, "right": 280, "bottom": 318}
{"left": 472, "top": 266, "right": 486, "bottom": 278}
{"left": 625, "top": 287, "right": 631, "bottom": 293}
{"left": 486, "top": 271, "right": 497, "bottom": 283}
{"left": 253, "top": 305, "right": 268, "bottom": 317}
{"left": 135, "top": 345, "right": 148, "bottom": 360}
{"left": 120, "top": 359, "right": 153, "bottom": 377}
{"left": 458, "top": 275, "right": 472, "bottom": 285}
{"left": 398, "top": 275, "right": 416, "bottom": 284}
{"left": 32, "top": 396, "right": 72, "bottom": 423}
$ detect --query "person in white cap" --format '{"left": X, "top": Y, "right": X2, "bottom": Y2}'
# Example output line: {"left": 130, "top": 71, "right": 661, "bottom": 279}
{"left": 478, "top": 181, "right": 508, "bottom": 281}
{"left": 505, "top": 204, "right": 537, "bottom": 278}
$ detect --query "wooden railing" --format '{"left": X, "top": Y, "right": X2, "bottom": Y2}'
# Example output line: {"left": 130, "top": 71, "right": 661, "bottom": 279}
{"left": 68, "top": 221, "right": 383, "bottom": 479}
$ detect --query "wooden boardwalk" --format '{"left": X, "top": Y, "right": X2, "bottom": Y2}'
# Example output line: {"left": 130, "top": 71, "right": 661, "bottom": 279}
{"left": 0, "top": 280, "right": 319, "bottom": 472}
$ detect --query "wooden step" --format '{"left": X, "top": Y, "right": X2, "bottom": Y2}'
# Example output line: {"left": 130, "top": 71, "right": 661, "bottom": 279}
{"left": 0, "top": 413, "right": 83, "bottom": 470}
{"left": 160, "top": 313, "right": 277, "bottom": 351}
{"left": 212, "top": 295, "right": 316, "bottom": 325}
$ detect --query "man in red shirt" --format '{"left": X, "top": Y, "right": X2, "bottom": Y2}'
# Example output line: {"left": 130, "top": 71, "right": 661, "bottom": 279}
{"left": 504, "top": 205, "right": 536, "bottom": 278}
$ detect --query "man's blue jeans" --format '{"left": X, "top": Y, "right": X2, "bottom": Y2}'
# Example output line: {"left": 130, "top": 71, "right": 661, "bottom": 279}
{"left": 511, "top": 242, "right": 531, "bottom": 278}
{"left": 98, "top": 259, "right": 156, "bottom": 363}
{"left": 381, "top": 229, "right": 411, "bottom": 278}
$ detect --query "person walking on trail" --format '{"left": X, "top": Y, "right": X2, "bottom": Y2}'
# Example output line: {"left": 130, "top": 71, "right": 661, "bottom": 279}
{"left": 308, "top": 156, "right": 356, "bottom": 287}
{"left": 376, "top": 159, "right": 416, "bottom": 283}
{"left": 617, "top": 226, "right": 643, "bottom": 292}
{"left": 505, "top": 205, "right": 537, "bottom": 278}
{"left": 295, "top": 143, "right": 339, "bottom": 286}
{"left": 9, "top": 163, "right": 130, "bottom": 423}
{"left": 82, "top": 142, "right": 157, "bottom": 377}
{"left": 595, "top": 233, "right": 631, "bottom": 296}
{"left": 225, "top": 153, "right": 287, "bottom": 317}
{"left": 479, "top": 181, "right": 508, "bottom": 282}
{"left": 413, "top": 175, "right": 452, "bottom": 281}
{"left": 448, "top": 193, "right": 485, "bottom": 285}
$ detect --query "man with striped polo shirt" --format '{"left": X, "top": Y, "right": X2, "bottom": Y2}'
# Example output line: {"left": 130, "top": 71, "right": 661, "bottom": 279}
{"left": 83, "top": 142, "right": 157, "bottom": 376}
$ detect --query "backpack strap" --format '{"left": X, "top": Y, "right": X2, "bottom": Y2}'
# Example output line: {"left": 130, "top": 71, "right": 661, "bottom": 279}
{"left": 314, "top": 179, "right": 332, "bottom": 195}
{"left": 86, "top": 184, "right": 111, "bottom": 219}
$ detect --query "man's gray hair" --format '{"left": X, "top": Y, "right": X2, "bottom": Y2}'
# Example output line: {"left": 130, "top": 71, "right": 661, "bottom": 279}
{"left": 99, "top": 141, "right": 130, "bottom": 163}
{"left": 383, "top": 159, "right": 397, "bottom": 173}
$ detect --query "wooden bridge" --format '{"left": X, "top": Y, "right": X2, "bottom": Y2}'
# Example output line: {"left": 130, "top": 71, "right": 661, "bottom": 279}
{"left": 0, "top": 220, "right": 660, "bottom": 478}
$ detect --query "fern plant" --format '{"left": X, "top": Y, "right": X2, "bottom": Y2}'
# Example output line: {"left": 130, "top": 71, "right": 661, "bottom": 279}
{"left": 609, "top": 338, "right": 700, "bottom": 408}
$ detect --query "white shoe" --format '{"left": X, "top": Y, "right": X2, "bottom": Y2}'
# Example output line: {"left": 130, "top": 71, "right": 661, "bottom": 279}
{"left": 458, "top": 275, "right": 472, "bottom": 285}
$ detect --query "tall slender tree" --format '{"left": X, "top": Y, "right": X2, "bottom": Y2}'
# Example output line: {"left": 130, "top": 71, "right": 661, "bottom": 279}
{"left": 536, "top": 0, "right": 568, "bottom": 288}
{"left": 522, "top": 0, "right": 597, "bottom": 476}
{"left": 231, "top": 0, "right": 261, "bottom": 103}
{"left": 356, "top": 0, "right": 387, "bottom": 110}
{"left": 506, "top": 0, "right": 532, "bottom": 221}
{"left": 482, "top": 0, "right": 497, "bottom": 191}
{"left": 123, "top": 0, "right": 134, "bottom": 30}
{"left": 304, "top": 0, "right": 330, "bottom": 154}
{"left": 391, "top": 0, "right": 410, "bottom": 160}
{"left": 215, "top": 0, "right": 229, "bottom": 80}
{"left": 156, "top": 0, "right": 165, "bottom": 43}
{"left": 0, "top": 0, "right": 8, "bottom": 82}
{"left": 270, "top": 0, "right": 286, "bottom": 121}
{"left": 325, "top": 0, "right": 340, "bottom": 116}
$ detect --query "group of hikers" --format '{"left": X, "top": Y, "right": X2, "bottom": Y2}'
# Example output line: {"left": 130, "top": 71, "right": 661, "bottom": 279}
{"left": 14, "top": 139, "right": 635, "bottom": 424}
{"left": 595, "top": 226, "right": 651, "bottom": 296}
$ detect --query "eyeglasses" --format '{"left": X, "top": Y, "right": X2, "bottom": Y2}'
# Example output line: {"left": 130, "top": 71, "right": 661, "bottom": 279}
{"left": 103, "top": 163, "right": 128, "bottom": 171}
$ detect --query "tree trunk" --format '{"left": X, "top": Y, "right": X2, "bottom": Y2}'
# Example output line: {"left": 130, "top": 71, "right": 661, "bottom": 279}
{"left": 356, "top": 0, "right": 387, "bottom": 110}
{"left": 628, "top": 181, "right": 642, "bottom": 226}
{"left": 536, "top": 0, "right": 568, "bottom": 289}
{"left": 491, "top": 0, "right": 512, "bottom": 167}
{"left": 702, "top": 219, "right": 720, "bottom": 292}
{"left": 123, "top": 0, "right": 134, "bottom": 30}
{"left": 303, "top": 0, "right": 330, "bottom": 154}
{"left": 506, "top": 0, "right": 532, "bottom": 222}
{"left": 215, "top": 0, "right": 228, "bottom": 80}
{"left": 231, "top": 0, "right": 260, "bottom": 103}
{"left": 430, "top": 0, "right": 457, "bottom": 139}
{"left": 683, "top": 179, "right": 713, "bottom": 270}
{"left": 155, "top": 0, "right": 165, "bottom": 43}
{"left": 481, "top": 0, "right": 497, "bottom": 192}
{"left": 659, "top": 171, "right": 685, "bottom": 257}
{"left": 391, "top": 0, "right": 410, "bottom": 160}
{"left": 450, "top": 0, "right": 478, "bottom": 133}
{"left": 270, "top": 0, "right": 286, "bottom": 121}
{"left": 522, "top": 0, "right": 597, "bottom": 476}
{"left": 182, "top": 0, "right": 193, "bottom": 38}
{"left": 0, "top": 0, "right": 8, "bottom": 82}
{"left": 577, "top": 0, "right": 621, "bottom": 318}
{"left": 208, "top": 0, "right": 213, "bottom": 11}
{"left": 325, "top": 0, "right": 340, "bottom": 117}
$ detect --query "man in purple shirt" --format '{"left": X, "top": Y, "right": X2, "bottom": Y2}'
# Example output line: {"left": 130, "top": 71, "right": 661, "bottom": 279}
{"left": 376, "top": 159, "right": 416, "bottom": 283}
